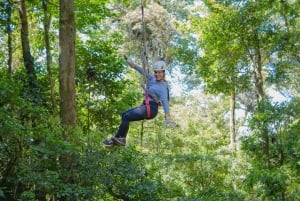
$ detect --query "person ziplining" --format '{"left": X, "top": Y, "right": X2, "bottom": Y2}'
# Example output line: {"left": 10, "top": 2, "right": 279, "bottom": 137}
{"left": 102, "top": 0, "right": 175, "bottom": 147}
{"left": 102, "top": 57, "right": 176, "bottom": 147}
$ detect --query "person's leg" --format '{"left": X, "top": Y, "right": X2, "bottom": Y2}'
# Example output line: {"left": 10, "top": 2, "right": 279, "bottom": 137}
{"left": 113, "top": 103, "right": 158, "bottom": 145}
{"left": 103, "top": 103, "right": 158, "bottom": 147}
{"left": 115, "top": 105, "right": 148, "bottom": 138}
{"left": 109, "top": 105, "right": 147, "bottom": 146}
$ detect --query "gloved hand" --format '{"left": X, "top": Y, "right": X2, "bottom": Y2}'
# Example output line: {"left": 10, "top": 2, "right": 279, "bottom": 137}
{"left": 164, "top": 118, "right": 176, "bottom": 128}
{"left": 164, "top": 114, "right": 176, "bottom": 128}
{"left": 124, "top": 55, "right": 135, "bottom": 67}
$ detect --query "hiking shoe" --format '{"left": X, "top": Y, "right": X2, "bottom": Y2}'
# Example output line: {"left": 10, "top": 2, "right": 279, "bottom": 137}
{"left": 112, "top": 137, "right": 126, "bottom": 146}
{"left": 102, "top": 137, "right": 115, "bottom": 147}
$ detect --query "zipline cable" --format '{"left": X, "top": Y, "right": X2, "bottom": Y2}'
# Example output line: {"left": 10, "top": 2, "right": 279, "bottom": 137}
{"left": 140, "top": 0, "right": 151, "bottom": 145}
{"left": 140, "top": 0, "right": 149, "bottom": 91}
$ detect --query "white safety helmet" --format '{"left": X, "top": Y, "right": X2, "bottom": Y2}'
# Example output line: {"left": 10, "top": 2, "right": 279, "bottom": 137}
{"left": 153, "top": 60, "right": 166, "bottom": 71}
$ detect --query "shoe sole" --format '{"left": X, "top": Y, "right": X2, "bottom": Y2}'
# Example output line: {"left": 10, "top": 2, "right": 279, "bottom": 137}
{"left": 102, "top": 139, "right": 115, "bottom": 147}
{"left": 103, "top": 143, "right": 114, "bottom": 147}
{"left": 111, "top": 137, "right": 126, "bottom": 146}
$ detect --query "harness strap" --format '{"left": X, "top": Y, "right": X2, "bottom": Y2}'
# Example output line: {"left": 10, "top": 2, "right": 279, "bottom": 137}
{"left": 143, "top": 93, "right": 162, "bottom": 119}
{"left": 145, "top": 94, "right": 151, "bottom": 119}
{"left": 147, "top": 94, "right": 162, "bottom": 106}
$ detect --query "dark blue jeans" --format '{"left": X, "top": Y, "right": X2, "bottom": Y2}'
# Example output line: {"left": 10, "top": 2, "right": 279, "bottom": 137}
{"left": 115, "top": 101, "right": 158, "bottom": 138}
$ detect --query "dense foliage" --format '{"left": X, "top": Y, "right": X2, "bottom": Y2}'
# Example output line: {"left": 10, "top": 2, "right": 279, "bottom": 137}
{"left": 0, "top": 0, "right": 299, "bottom": 200}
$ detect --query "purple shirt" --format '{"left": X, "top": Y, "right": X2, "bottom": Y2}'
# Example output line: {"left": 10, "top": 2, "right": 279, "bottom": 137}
{"left": 133, "top": 65, "right": 169, "bottom": 115}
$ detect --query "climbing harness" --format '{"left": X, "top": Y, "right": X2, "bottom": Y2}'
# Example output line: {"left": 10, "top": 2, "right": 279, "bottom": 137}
{"left": 144, "top": 94, "right": 151, "bottom": 119}
{"left": 143, "top": 93, "right": 162, "bottom": 119}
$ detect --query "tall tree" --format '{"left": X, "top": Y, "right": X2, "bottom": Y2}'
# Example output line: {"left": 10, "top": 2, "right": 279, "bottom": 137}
{"left": 59, "top": 0, "right": 76, "bottom": 126}
{"left": 190, "top": 3, "right": 250, "bottom": 150}
{"left": 196, "top": 0, "right": 300, "bottom": 199}
{"left": 122, "top": 2, "right": 177, "bottom": 64}
{"left": 18, "top": 0, "right": 39, "bottom": 95}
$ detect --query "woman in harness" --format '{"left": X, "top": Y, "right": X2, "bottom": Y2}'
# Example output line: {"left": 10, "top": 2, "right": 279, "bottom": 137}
{"left": 103, "top": 57, "right": 175, "bottom": 147}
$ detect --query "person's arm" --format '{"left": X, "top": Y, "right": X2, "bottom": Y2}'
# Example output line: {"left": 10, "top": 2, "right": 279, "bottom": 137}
{"left": 125, "top": 56, "right": 146, "bottom": 74}
{"left": 125, "top": 56, "right": 155, "bottom": 81}
{"left": 161, "top": 84, "right": 176, "bottom": 128}
{"left": 160, "top": 87, "right": 170, "bottom": 116}
{"left": 132, "top": 65, "right": 143, "bottom": 74}
{"left": 157, "top": 83, "right": 175, "bottom": 128}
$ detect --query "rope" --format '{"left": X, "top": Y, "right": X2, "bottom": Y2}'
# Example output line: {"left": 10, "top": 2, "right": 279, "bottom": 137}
{"left": 140, "top": 0, "right": 152, "bottom": 139}
{"left": 140, "top": 0, "right": 149, "bottom": 91}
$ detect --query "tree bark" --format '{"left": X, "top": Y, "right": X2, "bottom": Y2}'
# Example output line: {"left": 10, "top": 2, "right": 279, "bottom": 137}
{"left": 252, "top": 30, "right": 265, "bottom": 102}
{"left": 58, "top": 2, "right": 77, "bottom": 200}
{"left": 229, "top": 91, "right": 236, "bottom": 151}
{"left": 59, "top": 0, "right": 76, "bottom": 125}
{"left": 18, "top": 0, "right": 38, "bottom": 92}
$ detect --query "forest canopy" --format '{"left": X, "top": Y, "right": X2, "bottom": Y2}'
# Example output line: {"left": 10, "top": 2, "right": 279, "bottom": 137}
{"left": 0, "top": 0, "right": 299, "bottom": 200}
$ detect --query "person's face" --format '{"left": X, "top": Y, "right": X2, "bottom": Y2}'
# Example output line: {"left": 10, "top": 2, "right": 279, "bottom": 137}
{"left": 154, "top": 70, "right": 165, "bottom": 81}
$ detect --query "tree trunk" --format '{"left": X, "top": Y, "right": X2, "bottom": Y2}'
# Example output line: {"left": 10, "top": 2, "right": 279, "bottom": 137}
{"left": 251, "top": 30, "right": 270, "bottom": 168}
{"left": 6, "top": 0, "right": 13, "bottom": 79}
{"left": 229, "top": 91, "right": 236, "bottom": 151}
{"left": 59, "top": 0, "right": 76, "bottom": 126}
{"left": 42, "top": 0, "right": 56, "bottom": 113}
{"left": 58, "top": 2, "right": 77, "bottom": 200}
{"left": 252, "top": 31, "right": 265, "bottom": 102}
{"left": 18, "top": 0, "right": 39, "bottom": 92}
